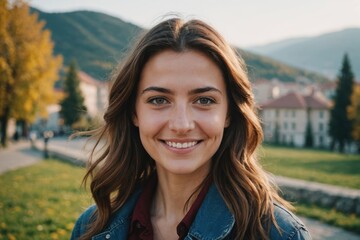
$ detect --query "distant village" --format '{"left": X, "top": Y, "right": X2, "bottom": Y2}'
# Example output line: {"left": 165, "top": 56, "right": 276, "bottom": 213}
{"left": 7, "top": 70, "right": 358, "bottom": 153}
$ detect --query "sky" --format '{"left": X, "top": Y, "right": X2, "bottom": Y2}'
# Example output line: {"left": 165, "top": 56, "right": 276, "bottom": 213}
{"left": 29, "top": 0, "right": 360, "bottom": 48}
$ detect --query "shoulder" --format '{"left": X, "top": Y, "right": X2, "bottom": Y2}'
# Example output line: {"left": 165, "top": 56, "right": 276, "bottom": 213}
{"left": 269, "top": 203, "right": 312, "bottom": 240}
{"left": 70, "top": 205, "right": 97, "bottom": 240}
{"left": 70, "top": 188, "right": 143, "bottom": 239}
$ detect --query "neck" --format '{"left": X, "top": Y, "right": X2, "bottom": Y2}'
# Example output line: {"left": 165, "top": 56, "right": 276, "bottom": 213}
{"left": 151, "top": 167, "right": 209, "bottom": 222}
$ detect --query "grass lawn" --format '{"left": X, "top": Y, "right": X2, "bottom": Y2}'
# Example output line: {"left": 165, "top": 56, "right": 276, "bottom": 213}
{"left": 0, "top": 160, "right": 92, "bottom": 240}
{"left": 295, "top": 203, "right": 360, "bottom": 234}
{"left": 259, "top": 145, "right": 360, "bottom": 189}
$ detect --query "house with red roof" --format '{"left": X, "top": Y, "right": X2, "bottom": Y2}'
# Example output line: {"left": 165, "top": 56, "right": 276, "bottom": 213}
{"left": 260, "top": 91, "right": 332, "bottom": 148}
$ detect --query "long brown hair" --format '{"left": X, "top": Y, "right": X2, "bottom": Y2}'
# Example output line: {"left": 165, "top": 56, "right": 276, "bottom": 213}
{"left": 80, "top": 18, "right": 290, "bottom": 240}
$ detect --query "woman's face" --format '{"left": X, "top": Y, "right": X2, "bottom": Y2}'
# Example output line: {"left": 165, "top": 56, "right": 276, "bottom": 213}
{"left": 134, "top": 49, "right": 229, "bottom": 177}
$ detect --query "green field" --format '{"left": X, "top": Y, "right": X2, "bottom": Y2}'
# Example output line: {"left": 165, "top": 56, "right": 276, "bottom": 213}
{"left": 260, "top": 145, "right": 360, "bottom": 189}
{"left": 0, "top": 146, "right": 359, "bottom": 239}
{"left": 0, "top": 160, "right": 92, "bottom": 240}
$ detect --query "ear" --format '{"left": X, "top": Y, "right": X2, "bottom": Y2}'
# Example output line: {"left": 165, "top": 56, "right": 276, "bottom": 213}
{"left": 133, "top": 112, "right": 139, "bottom": 127}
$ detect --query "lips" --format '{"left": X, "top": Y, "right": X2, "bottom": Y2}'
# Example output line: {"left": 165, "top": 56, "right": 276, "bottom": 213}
{"left": 164, "top": 140, "right": 199, "bottom": 149}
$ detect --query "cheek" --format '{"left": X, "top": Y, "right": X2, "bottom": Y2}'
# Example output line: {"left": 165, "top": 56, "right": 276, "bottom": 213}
{"left": 137, "top": 109, "right": 166, "bottom": 135}
{"left": 195, "top": 111, "right": 228, "bottom": 137}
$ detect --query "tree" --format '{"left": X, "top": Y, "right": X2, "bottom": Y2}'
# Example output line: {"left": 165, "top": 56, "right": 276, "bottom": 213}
{"left": 0, "top": 0, "right": 62, "bottom": 146}
{"left": 60, "top": 61, "right": 87, "bottom": 128}
{"left": 348, "top": 85, "right": 360, "bottom": 153}
{"left": 304, "top": 115, "right": 314, "bottom": 148}
{"left": 273, "top": 122, "right": 280, "bottom": 145}
{"left": 329, "top": 54, "right": 355, "bottom": 152}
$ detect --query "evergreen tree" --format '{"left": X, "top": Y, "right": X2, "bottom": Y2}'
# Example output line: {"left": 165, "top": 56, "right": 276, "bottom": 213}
{"left": 273, "top": 122, "right": 280, "bottom": 145}
{"left": 304, "top": 108, "right": 314, "bottom": 148}
{"left": 329, "top": 54, "right": 355, "bottom": 152}
{"left": 304, "top": 120, "right": 314, "bottom": 148}
{"left": 60, "top": 61, "right": 87, "bottom": 128}
{"left": 0, "top": 0, "right": 62, "bottom": 146}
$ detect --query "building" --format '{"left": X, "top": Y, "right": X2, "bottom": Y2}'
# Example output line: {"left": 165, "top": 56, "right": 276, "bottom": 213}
{"left": 260, "top": 91, "right": 332, "bottom": 148}
{"left": 32, "top": 71, "right": 109, "bottom": 134}
{"left": 78, "top": 71, "right": 109, "bottom": 118}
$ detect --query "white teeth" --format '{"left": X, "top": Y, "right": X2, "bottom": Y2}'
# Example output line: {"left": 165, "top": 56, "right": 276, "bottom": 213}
{"left": 165, "top": 141, "right": 198, "bottom": 149}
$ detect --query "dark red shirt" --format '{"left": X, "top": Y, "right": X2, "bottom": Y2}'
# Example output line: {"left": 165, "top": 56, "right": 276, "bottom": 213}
{"left": 128, "top": 175, "right": 211, "bottom": 240}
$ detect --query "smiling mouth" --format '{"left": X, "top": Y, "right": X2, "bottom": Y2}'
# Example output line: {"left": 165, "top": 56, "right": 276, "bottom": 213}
{"left": 164, "top": 141, "right": 199, "bottom": 149}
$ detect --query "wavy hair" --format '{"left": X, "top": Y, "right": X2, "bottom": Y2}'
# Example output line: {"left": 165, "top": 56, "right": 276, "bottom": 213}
{"left": 79, "top": 18, "right": 290, "bottom": 240}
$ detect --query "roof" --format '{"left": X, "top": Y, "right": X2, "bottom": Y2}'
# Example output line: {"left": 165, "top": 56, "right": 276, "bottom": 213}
{"left": 261, "top": 92, "right": 331, "bottom": 109}
{"left": 78, "top": 71, "right": 107, "bottom": 87}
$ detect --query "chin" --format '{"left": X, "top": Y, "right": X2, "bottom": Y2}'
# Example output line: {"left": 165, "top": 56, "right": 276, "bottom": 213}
{"left": 159, "top": 161, "right": 209, "bottom": 176}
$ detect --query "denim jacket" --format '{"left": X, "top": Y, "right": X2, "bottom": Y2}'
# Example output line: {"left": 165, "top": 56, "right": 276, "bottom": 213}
{"left": 71, "top": 184, "right": 311, "bottom": 240}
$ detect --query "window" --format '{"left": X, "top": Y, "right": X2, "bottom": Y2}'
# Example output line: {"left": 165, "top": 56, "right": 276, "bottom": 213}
{"left": 292, "top": 122, "right": 296, "bottom": 130}
{"left": 292, "top": 110, "right": 296, "bottom": 117}
{"left": 284, "top": 122, "right": 288, "bottom": 130}
{"left": 319, "top": 122, "right": 324, "bottom": 131}
{"left": 319, "top": 111, "right": 324, "bottom": 119}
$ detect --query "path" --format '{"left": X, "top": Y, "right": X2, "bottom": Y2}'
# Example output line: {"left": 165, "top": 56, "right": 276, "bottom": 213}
{"left": 0, "top": 140, "right": 43, "bottom": 174}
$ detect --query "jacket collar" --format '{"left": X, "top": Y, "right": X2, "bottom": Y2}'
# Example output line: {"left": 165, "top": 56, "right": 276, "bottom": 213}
{"left": 186, "top": 184, "right": 235, "bottom": 239}
{"left": 93, "top": 183, "right": 235, "bottom": 240}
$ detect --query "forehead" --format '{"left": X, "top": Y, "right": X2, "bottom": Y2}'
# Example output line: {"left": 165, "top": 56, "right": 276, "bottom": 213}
{"left": 139, "top": 49, "right": 226, "bottom": 90}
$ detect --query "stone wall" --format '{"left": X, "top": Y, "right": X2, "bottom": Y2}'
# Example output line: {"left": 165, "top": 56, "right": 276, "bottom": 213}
{"left": 275, "top": 176, "right": 360, "bottom": 216}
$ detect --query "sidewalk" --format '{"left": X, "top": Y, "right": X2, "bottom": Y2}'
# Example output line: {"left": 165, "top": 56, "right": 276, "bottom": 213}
{"left": 0, "top": 138, "right": 360, "bottom": 240}
{"left": 0, "top": 140, "right": 43, "bottom": 174}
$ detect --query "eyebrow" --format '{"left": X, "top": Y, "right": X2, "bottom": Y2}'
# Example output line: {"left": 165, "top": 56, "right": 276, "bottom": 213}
{"left": 141, "top": 86, "right": 223, "bottom": 95}
{"left": 141, "top": 87, "right": 173, "bottom": 94}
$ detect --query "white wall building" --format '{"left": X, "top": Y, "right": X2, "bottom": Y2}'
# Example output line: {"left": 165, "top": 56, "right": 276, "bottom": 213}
{"left": 260, "top": 91, "right": 332, "bottom": 148}
{"left": 78, "top": 71, "right": 109, "bottom": 118}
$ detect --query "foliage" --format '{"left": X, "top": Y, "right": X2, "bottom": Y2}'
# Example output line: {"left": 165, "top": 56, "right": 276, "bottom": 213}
{"left": 259, "top": 145, "right": 360, "bottom": 189}
{"left": 59, "top": 61, "right": 87, "bottom": 127}
{"left": 348, "top": 85, "right": 360, "bottom": 152}
{"left": 273, "top": 122, "right": 280, "bottom": 144}
{"left": 0, "top": 160, "right": 92, "bottom": 240}
{"left": 0, "top": 0, "right": 62, "bottom": 146}
{"left": 304, "top": 114, "right": 314, "bottom": 148}
{"left": 329, "top": 54, "right": 355, "bottom": 152}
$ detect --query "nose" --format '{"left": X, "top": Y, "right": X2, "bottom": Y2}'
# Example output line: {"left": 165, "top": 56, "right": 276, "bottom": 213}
{"left": 168, "top": 104, "right": 195, "bottom": 134}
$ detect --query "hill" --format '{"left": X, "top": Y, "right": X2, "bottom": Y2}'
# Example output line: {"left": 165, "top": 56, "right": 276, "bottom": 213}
{"left": 237, "top": 49, "right": 328, "bottom": 83}
{"left": 32, "top": 8, "right": 142, "bottom": 80}
{"left": 248, "top": 28, "right": 360, "bottom": 79}
{"left": 32, "top": 8, "right": 329, "bottom": 83}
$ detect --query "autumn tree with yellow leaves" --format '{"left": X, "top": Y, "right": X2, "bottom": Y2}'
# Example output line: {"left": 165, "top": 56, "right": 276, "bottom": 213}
{"left": 0, "top": 0, "right": 62, "bottom": 146}
{"left": 348, "top": 85, "right": 360, "bottom": 153}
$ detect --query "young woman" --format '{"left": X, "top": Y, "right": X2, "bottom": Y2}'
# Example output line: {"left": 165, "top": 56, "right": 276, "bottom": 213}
{"left": 71, "top": 18, "right": 311, "bottom": 240}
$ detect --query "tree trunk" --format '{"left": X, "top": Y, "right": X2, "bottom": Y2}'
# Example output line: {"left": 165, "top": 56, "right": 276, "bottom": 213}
{"left": 0, "top": 109, "right": 9, "bottom": 147}
{"left": 19, "top": 119, "right": 28, "bottom": 138}
{"left": 339, "top": 140, "right": 345, "bottom": 153}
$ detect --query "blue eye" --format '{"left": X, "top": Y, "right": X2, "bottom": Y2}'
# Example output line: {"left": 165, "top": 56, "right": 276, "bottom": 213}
{"left": 149, "top": 97, "right": 169, "bottom": 105}
{"left": 196, "top": 97, "right": 215, "bottom": 105}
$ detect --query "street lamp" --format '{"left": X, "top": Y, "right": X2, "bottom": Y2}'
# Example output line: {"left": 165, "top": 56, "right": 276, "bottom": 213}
{"left": 43, "top": 130, "right": 54, "bottom": 158}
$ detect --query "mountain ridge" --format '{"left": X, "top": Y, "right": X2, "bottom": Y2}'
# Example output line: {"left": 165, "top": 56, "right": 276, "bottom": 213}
{"left": 31, "top": 7, "right": 329, "bottom": 83}
{"left": 247, "top": 28, "right": 360, "bottom": 78}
